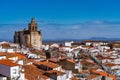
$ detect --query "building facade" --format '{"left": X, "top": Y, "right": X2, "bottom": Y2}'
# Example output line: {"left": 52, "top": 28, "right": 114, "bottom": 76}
{"left": 0, "top": 60, "right": 25, "bottom": 80}
{"left": 14, "top": 18, "right": 42, "bottom": 48}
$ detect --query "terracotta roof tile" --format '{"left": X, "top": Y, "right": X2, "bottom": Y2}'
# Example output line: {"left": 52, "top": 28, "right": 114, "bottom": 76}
{"left": 0, "top": 52, "right": 26, "bottom": 60}
{"left": 34, "top": 61, "right": 60, "bottom": 68}
{"left": 23, "top": 65, "right": 49, "bottom": 80}
{"left": 0, "top": 59, "right": 19, "bottom": 67}
{"left": 67, "top": 59, "right": 76, "bottom": 64}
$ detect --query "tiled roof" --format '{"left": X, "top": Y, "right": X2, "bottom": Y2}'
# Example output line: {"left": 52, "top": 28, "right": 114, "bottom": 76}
{"left": 91, "top": 69, "right": 116, "bottom": 80}
{"left": 1, "top": 43, "right": 10, "bottom": 48}
{"left": 33, "top": 60, "right": 60, "bottom": 68}
{"left": 67, "top": 59, "right": 76, "bottom": 64}
{"left": 14, "top": 53, "right": 26, "bottom": 60}
{"left": 0, "top": 52, "right": 6, "bottom": 56}
{"left": 105, "top": 63, "right": 116, "bottom": 67}
{"left": 81, "top": 60, "right": 97, "bottom": 65}
{"left": 0, "top": 59, "right": 19, "bottom": 67}
{"left": 48, "top": 58, "right": 59, "bottom": 63}
{"left": 23, "top": 65, "right": 49, "bottom": 80}
{"left": 0, "top": 52, "right": 26, "bottom": 60}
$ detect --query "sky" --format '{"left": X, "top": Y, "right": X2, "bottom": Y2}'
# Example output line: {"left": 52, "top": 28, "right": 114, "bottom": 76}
{"left": 0, "top": 0, "right": 120, "bottom": 41}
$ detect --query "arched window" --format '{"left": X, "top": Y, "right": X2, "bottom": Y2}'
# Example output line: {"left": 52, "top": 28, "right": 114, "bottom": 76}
{"left": 35, "top": 26, "right": 37, "bottom": 31}
{"left": 32, "top": 26, "right": 34, "bottom": 31}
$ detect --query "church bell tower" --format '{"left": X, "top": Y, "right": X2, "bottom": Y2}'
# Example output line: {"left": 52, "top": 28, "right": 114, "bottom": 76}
{"left": 14, "top": 18, "right": 42, "bottom": 48}
{"left": 28, "top": 18, "right": 38, "bottom": 32}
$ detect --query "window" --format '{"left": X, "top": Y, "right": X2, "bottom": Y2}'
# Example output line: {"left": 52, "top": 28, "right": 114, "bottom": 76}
{"left": 13, "top": 69, "right": 17, "bottom": 74}
{"left": 35, "top": 26, "right": 37, "bottom": 31}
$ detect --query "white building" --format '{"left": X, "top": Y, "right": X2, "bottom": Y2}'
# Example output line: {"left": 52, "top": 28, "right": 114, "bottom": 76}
{"left": 50, "top": 43, "right": 59, "bottom": 48}
{"left": 65, "top": 41, "right": 74, "bottom": 47}
{"left": 59, "top": 46, "right": 73, "bottom": 52}
{"left": 42, "top": 44, "right": 49, "bottom": 50}
{"left": 0, "top": 54, "right": 6, "bottom": 60}
{"left": 0, "top": 76, "right": 7, "bottom": 80}
{"left": 0, "top": 60, "right": 25, "bottom": 80}
{"left": 98, "top": 45, "right": 110, "bottom": 52}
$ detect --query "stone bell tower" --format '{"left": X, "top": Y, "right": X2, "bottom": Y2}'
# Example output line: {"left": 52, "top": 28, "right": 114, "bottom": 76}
{"left": 28, "top": 18, "right": 42, "bottom": 48}
{"left": 14, "top": 18, "right": 42, "bottom": 48}
{"left": 28, "top": 18, "right": 38, "bottom": 31}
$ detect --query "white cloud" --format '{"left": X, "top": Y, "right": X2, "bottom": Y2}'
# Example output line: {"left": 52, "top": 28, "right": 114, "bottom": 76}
{"left": 0, "top": 20, "right": 120, "bottom": 41}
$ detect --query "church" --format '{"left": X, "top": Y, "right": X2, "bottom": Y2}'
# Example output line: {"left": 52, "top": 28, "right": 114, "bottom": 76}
{"left": 14, "top": 18, "right": 42, "bottom": 48}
